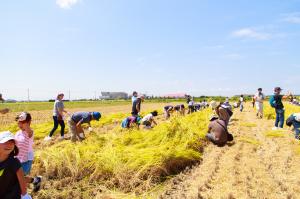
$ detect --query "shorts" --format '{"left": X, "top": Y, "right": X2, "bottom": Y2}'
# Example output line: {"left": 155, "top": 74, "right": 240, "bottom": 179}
{"left": 21, "top": 160, "right": 33, "bottom": 175}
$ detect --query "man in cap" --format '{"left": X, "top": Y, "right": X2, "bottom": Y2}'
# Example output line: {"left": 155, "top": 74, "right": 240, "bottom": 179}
{"left": 68, "top": 111, "right": 101, "bottom": 142}
{"left": 269, "top": 87, "right": 290, "bottom": 130}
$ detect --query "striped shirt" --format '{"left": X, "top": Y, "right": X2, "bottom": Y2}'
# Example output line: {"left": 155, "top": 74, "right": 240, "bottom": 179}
{"left": 15, "top": 130, "right": 34, "bottom": 163}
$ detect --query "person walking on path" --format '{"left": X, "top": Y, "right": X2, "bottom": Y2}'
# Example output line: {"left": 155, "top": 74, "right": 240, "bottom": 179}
{"left": 131, "top": 95, "right": 144, "bottom": 116}
{"left": 254, "top": 88, "right": 265, "bottom": 118}
{"left": 269, "top": 87, "right": 290, "bottom": 130}
{"left": 239, "top": 95, "right": 244, "bottom": 112}
{"left": 68, "top": 111, "right": 101, "bottom": 142}
{"left": 45, "top": 93, "right": 68, "bottom": 141}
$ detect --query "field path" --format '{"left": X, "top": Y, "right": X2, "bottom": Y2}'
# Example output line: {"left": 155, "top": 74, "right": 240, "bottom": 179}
{"left": 159, "top": 104, "right": 300, "bottom": 199}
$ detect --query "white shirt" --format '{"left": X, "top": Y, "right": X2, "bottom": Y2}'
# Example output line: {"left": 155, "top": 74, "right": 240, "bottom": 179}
{"left": 254, "top": 92, "right": 265, "bottom": 103}
{"left": 142, "top": 114, "right": 153, "bottom": 122}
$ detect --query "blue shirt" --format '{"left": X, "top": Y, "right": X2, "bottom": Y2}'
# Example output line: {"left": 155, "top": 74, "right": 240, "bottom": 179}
{"left": 71, "top": 112, "right": 92, "bottom": 124}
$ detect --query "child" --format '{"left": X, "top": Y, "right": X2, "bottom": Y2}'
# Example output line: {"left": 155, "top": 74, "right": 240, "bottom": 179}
{"left": 141, "top": 111, "right": 158, "bottom": 129}
{"left": 68, "top": 111, "right": 101, "bottom": 142}
{"left": 163, "top": 105, "right": 173, "bottom": 119}
{"left": 121, "top": 116, "right": 141, "bottom": 129}
{"left": 15, "top": 112, "right": 42, "bottom": 192}
{"left": 0, "top": 131, "right": 32, "bottom": 199}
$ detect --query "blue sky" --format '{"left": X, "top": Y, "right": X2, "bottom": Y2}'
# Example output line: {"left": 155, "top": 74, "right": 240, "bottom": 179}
{"left": 1, "top": 0, "right": 300, "bottom": 100}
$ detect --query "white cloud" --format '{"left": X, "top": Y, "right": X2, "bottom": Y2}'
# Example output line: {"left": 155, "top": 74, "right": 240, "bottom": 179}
{"left": 232, "top": 28, "right": 271, "bottom": 40}
{"left": 223, "top": 53, "right": 243, "bottom": 60}
{"left": 282, "top": 12, "right": 300, "bottom": 24}
{"left": 56, "top": 0, "right": 79, "bottom": 9}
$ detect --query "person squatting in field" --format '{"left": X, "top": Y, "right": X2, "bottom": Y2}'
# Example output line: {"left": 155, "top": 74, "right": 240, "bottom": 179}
{"left": 131, "top": 95, "right": 145, "bottom": 116}
{"left": 254, "top": 88, "right": 265, "bottom": 118}
{"left": 14, "top": 112, "right": 42, "bottom": 193}
{"left": 121, "top": 115, "right": 141, "bottom": 129}
{"left": 206, "top": 115, "right": 233, "bottom": 146}
{"left": 174, "top": 104, "right": 185, "bottom": 116}
{"left": 0, "top": 131, "right": 32, "bottom": 199}
{"left": 164, "top": 105, "right": 173, "bottom": 119}
{"left": 141, "top": 111, "right": 158, "bottom": 129}
{"left": 68, "top": 112, "right": 101, "bottom": 142}
{"left": 269, "top": 87, "right": 290, "bottom": 130}
{"left": 286, "top": 113, "right": 300, "bottom": 139}
{"left": 44, "top": 93, "right": 69, "bottom": 141}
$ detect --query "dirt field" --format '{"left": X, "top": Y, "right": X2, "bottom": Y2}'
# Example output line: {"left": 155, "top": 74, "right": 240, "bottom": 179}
{"left": 159, "top": 104, "right": 300, "bottom": 199}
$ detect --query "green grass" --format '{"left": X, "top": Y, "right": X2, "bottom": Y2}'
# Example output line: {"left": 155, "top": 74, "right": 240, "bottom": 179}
{"left": 33, "top": 109, "right": 211, "bottom": 198}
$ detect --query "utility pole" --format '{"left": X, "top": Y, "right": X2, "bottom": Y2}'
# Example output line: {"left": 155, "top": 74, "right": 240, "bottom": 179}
{"left": 27, "top": 88, "right": 30, "bottom": 102}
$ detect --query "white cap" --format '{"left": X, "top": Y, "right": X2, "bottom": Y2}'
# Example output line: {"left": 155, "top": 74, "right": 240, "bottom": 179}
{"left": 0, "top": 131, "right": 15, "bottom": 143}
{"left": 16, "top": 112, "right": 27, "bottom": 122}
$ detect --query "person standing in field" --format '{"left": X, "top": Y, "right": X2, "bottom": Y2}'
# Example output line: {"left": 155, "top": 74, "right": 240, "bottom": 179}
{"left": 252, "top": 96, "right": 255, "bottom": 108}
{"left": 0, "top": 93, "right": 4, "bottom": 103}
{"left": 68, "top": 111, "right": 101, "bottom": 142}
{"left": 131, "top": 95, "right": 145, "bottom": 116}
{"left": 188, "top": 97, "right": 195, "bottom": 114}
{"left": 45, "top": 93, "right": 68, "bottom": 141}
{"left": 0, "top": 131, "right": 32, "bottom": 199}
{"left": 239, "top": 95, "right": 244, "bottom": 112}
{"left": 14, "top": 112, "right": 42, "bottom": 192}
{"left": 269, "top": 87, "right": 289, "bottom": 130}
{"left": 132, "top": 91, "right": 138, "bottom": 104}
{"left": 254, "top": 88, "right": 265, "bottom": 118}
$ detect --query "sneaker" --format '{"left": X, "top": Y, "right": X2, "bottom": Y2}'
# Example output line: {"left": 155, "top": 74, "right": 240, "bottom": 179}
{"left": 58, "top": 136, "right": 64, "bottom": 141}
{"left": 32, "top": 176, "right": 42, "bottom": 192}
{"left": 272, "top": 127, "right": 278, "bottom": 130}
{"left": 44, "top": 136, "right": 52, "bottom": 141}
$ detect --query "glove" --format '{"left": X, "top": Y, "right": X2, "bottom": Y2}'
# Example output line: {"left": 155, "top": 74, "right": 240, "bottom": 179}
{"left": 21, "top": 193, "right": 32, "bottom": 199}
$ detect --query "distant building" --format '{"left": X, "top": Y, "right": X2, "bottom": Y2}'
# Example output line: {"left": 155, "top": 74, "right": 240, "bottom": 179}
{"left": 161, "top": 93, "right": 187, "bottom": 98}
{"left": 100, "top": 92, "right": 128, "bottom": 99}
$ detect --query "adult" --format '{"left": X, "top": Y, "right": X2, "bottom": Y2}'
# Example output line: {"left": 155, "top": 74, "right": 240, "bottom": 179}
{"left": 131, "top": 95, "right": 144, "bottom": 116}
{"left": 132, "top": 91, "right": 138, "bottom": 104}
{"left": 239, "top": 95, "right": 244, "bottom": 112}
{"left": 269, "top": 87, "right": 289, "bottom": 130}
{"left": 0, "top": 93, "right": 4, "bottom": 103}
{"left": 174, "top": 104, "right": 185, "bottom": 116}
{"left": 68, "top": 111, "right": 101, "bottom": 142}
{"left": 254, "top": 88, "right": 265, "bottom": 118}
{"left": 214, "top": 101, "right": 233, "bottom": 126}
{"left": 206, "top": 115, "right": 233, "bottom": 146}
{"left": 286, "top": 113, "right": 300, "bottom": 139}
{"left": 44, "top": 93, "right": 68, "bottom": 141}
{"left": 164, "top": 105, "right": 173, "bottom": 119}
{"left": 188, "top": 98, "right": 195, "bottom": 114}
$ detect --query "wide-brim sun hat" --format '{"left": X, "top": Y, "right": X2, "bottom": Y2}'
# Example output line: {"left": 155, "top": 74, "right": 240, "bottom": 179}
{"left": 210, "top": 101, "right": 218, "bottom": 109}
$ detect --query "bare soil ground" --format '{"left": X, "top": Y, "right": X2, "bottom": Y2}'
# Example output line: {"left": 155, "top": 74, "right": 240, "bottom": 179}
{"left": 159, "top": 104, "right": 300, "bottom": 199}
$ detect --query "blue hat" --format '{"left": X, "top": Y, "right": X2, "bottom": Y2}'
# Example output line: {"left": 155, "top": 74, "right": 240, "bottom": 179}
{"left": 92, "top": 112, "right": 101, "bottom": 121}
